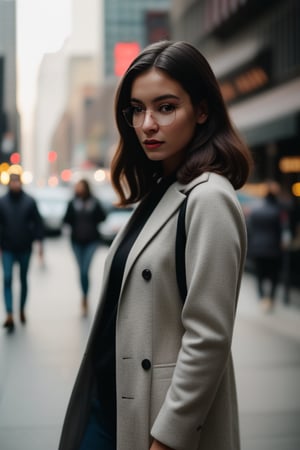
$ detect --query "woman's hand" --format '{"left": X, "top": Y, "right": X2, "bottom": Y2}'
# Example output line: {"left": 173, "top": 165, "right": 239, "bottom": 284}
{"left": 150, "top": 439, "right": 173, "bottom": 450}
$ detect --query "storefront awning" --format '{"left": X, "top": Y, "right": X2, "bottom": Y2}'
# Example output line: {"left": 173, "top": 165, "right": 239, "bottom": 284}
{"left": 229, "top": 77, "right": 300, "bottom": 146}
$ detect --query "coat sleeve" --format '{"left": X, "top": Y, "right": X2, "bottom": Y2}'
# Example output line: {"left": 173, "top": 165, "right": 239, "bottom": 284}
{"left": 151, "top": 180, "right": 247, "bottom": 449}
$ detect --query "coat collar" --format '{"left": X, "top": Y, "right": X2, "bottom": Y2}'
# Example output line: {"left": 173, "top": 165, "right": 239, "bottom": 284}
{"left": 102, "top": 172, "right": 210, "bottom": 291}
{"left": 176, "top": 171, "right": 210, "bottom": 194}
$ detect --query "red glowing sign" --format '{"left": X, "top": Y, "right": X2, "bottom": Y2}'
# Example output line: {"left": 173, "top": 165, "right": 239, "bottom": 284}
{"left": 114, "top": 42, "right": 141, "bottom": 76}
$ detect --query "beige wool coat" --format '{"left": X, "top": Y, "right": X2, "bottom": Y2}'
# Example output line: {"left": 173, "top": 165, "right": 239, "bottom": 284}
{"left": 59, "top": 172, "right": 247, "bottom": 450}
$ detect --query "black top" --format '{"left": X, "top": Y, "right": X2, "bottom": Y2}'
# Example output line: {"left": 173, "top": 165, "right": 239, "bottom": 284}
{"left": 92, "top": 175, "right": 176, "bottom": 431}
{"left": 0, "top": 190, "right": 44, "bottom": 251}
{"left": 64, "top": 196, "right": 106, "bottom": 244}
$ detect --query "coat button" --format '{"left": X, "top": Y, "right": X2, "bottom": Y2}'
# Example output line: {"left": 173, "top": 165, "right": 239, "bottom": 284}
{"left": 142, "top": 269, "right": 152, "bottom": 281}
{"left": 141, "top": 359, "right": 151, "bottom": 370}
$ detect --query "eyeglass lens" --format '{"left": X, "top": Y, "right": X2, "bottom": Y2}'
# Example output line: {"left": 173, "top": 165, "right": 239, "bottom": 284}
{"left": 123, "top": 107, "right": 176, "bottom": 127}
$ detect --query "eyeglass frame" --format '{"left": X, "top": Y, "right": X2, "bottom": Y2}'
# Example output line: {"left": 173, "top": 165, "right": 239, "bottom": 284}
{"left": 122, "top": 103, "right": 178, "bottom": 128}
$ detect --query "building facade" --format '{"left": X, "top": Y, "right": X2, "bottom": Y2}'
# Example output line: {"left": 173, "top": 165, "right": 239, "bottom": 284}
{"left": 103, "top": 0, "right": 170, "bottom": 78}
{"left": 0, "top": 0, "right": 19, "bottom": 165}
{"left": 34, "top": 0, "right": 101, "bottom": 183}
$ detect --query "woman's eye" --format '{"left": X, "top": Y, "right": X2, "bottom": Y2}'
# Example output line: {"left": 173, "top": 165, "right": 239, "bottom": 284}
{"left": 132, "top": 105, "right": 144, "bottom": 115}
{"left": 159, "top": 104, "right": 176, "bottom": 114}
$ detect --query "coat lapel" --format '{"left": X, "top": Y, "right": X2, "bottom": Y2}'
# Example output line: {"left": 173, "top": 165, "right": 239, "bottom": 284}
{"left": 122, "top": 184, "right": 185, "bottom": 282}
{"left": 102, "top": 172, "right": 210, "bottom": 295}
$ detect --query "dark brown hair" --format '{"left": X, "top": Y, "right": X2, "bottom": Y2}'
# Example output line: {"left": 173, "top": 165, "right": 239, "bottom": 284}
{"left": 111, "top": 40, "right": 253, "bottom": 206}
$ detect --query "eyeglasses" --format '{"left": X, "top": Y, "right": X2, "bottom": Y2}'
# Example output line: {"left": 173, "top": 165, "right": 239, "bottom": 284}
{"left": 122, "top": 104, "right": 177, "bottom": 128}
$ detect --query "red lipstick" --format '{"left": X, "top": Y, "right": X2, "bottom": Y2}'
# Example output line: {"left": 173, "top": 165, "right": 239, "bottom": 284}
{"left": 143, "top": 139, "right": 163, "bottom": 149}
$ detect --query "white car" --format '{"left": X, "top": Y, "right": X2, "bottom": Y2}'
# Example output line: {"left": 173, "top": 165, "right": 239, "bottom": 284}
{"left": 26, "top": 185, "right": 72, "bottom": 235}
{"left": 99, "top": 207, "right": 134, "bottom": 245}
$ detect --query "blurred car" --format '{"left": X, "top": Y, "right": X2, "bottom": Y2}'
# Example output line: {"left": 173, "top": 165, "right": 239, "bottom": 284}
{"left": 26, "top": 185, "right": 72, "bottom": 236}
{"left": 92, "top": 181, "right": 134, "bottom": 244}
{"left": 0, "top": 184, "right": 6, "bottom": 197}
{"left": 93, "top": 181, "right": 119, "bottom": 214}
{"left": 99, "top": 207, "right": 134, "bottom": 245}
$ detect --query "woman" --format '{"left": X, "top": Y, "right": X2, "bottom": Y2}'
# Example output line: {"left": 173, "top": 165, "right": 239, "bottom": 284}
{"left": 64, "top": 179, "right": 106, "bottom": 316}
{"left": 59, "top": 41, "right": 253, "bottom": 450}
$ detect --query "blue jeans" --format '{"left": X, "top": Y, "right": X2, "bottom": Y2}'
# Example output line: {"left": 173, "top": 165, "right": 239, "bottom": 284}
{"left": 72, "top": 241, "right": 99, "bottom": 296}
{"left": 2, "top": 250, "right": 32, "bottom": 314}
{"left": 80, "top": 399, "right": 116, "bottom": 450}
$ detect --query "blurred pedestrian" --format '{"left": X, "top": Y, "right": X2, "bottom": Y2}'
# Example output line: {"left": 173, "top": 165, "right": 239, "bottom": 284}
{"left": 59, "top": 40, "right": 253, "bottom": 450}
{"left": 63, "top": 179, "right": 106, "bottom": 316}
{"left": 247, "top": 182, "right": 284, "bottom": 311}
{"left": 0, "top": 173, "right": 44, "bottom": 332}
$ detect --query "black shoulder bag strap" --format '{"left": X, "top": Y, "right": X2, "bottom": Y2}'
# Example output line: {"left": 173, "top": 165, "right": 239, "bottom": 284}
{"left": 175, "top": 184, "right": 201, "bottom": 303}
{"left": 175, "top": 195, "right": 189, "bottom": 304}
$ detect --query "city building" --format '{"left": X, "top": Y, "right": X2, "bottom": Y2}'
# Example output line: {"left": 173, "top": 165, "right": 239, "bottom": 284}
{"left": 103, "top": 0, "right": 170, "bottom": 78}
{"left": 0, "top": 0, "right": 19, "bottom": 167}
{"left": 33, "top": 0, "right": 101, "bottom": 183}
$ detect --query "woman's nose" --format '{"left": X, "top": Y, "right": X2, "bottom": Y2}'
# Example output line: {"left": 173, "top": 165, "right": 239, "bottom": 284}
{"left": 142, "top": 110, "right": 158, "bottom": 131}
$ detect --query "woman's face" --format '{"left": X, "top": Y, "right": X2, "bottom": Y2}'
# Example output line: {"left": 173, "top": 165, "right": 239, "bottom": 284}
{"left": 128, "top": 68, "right": 207, "bottom": 175}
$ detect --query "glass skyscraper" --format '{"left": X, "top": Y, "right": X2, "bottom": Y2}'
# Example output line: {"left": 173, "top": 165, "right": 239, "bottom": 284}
{"left": 104, "top": 0, "right": 170, "bottom": 78}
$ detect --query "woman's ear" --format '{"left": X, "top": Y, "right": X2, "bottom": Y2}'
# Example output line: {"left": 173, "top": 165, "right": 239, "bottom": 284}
{"left": 196, "top": 100, "right": 208, "bottom": 124}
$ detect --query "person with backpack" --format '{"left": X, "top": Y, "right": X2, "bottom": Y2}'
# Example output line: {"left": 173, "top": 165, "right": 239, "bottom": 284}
{"left": 59, "top": 41, "right": 253, "bottom": 450}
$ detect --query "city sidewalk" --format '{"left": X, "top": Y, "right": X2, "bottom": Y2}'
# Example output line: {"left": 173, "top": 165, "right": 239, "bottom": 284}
{"left": 237, "top": 272, "right": 300, "bottom": 343}
{"left": 235, "top": 273, "right": 300, "bottom": 450}
{"left": 0, "top": 236, "right": 299, "bottom": 450}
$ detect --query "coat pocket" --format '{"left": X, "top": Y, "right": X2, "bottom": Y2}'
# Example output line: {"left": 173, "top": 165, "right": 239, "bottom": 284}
{"left": 150, "top": 363, "right": 176, "bottom": 426}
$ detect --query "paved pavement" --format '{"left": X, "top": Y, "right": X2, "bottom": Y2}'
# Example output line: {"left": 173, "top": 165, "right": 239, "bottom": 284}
{"left": 0, "top": 236, "right": 299, "bottom": 450}
{"left": 234, "top": 275, "right": 300, "bottom": 450}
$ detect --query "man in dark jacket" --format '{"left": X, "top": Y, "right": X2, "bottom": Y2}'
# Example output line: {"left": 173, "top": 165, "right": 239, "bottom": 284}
{"left": 0, "top": 173, "right": 44, "bottom": 331}
{"left": 247, "top": 183, "right": 283, "bottom": 311}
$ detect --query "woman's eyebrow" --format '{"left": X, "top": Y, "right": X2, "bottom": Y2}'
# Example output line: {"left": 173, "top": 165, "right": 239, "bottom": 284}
{"left": 130, "top": 94, "right": 180, "bottom": 103}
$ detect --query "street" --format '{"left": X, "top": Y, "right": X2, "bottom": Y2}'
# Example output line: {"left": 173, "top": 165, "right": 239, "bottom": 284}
{"left": 0, "top": 235, "right": 300, "bottom": 450}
